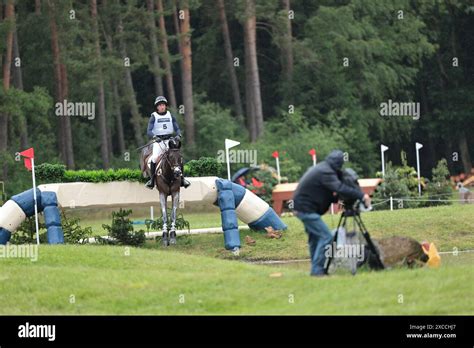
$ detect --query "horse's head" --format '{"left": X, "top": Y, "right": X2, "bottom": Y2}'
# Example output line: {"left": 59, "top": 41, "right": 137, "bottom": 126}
{"left": 165, "top": 148, "right": 183, "bottom": 180}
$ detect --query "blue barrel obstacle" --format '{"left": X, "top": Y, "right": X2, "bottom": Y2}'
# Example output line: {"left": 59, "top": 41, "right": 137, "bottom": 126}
{"left": 215, "top": 178, "right": 287, "bottom": 251}
{"left": 0, "top": 188, "right": 64, "bottom": 245}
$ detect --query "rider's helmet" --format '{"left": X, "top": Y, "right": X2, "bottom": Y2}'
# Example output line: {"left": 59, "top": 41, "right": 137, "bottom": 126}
{"left": 154, "top": 96, "right": 168, "bottom": 107}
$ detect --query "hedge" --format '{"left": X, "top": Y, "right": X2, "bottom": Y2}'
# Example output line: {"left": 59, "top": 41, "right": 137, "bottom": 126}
{"left": 35, "top": 157, "right": 224, "bottom": 184}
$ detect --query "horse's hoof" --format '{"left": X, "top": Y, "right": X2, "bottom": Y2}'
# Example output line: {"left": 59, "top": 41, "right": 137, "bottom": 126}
{"left": 162, "top": 232, "right": 169, "bottom": 246}
{"left": 169, "top": 231, "right": 177, "bottom": 245}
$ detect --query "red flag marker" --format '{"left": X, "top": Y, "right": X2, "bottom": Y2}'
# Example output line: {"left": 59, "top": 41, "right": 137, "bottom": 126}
{"left": 19, "top": 147, "right": 39, "bottom": 244}
{"left": 20, "top": 147, "right": 34, "bottom": 171}
{"left": 272, "top": 151, "right": 281, "bottom": 183}
{"left": 309, "top": 148, "right": 317, "bottom": 166}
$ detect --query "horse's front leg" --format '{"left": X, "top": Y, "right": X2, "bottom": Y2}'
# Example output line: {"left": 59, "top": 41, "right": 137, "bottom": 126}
{"left": 169, "top": 191, "right": 180, "bottom": 245}
{"left": 159, "top": 191, "right": 169, "bottom": 246}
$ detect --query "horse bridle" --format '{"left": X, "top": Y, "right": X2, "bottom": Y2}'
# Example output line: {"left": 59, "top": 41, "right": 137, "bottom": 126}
{"left": 158, "top": 149, "right": 182, "bottom": 185}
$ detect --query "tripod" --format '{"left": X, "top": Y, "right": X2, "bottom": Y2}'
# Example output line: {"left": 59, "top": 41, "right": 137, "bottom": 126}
{"left": 324, "top": 202, "right": 384, "bottom": 275}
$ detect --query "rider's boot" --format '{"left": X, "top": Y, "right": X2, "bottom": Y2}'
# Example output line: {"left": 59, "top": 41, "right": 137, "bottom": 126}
{"left": 181, "top": 175, "right": 191, "bottom": 189}
{"left": 146, "top": 161, "right": 157, "bottom": 189}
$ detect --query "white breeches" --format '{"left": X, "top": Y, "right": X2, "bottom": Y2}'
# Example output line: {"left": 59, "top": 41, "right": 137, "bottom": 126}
{"left": 148, "top": 140, "right": 169, "bottom": 166}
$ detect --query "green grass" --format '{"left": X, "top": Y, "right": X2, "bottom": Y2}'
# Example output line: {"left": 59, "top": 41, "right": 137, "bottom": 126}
{"left": 2, "top": 204, "right": 472, "bottom": 315}
{"left": 138, "top": 204, "right": 474, "bottom": 261}
{"left": 0, "top": 245, "right": 472, "bottom": 315}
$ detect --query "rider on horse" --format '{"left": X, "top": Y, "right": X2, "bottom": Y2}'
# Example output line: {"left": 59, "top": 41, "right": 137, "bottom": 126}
{"left": 145, "top": 96, "right": 191, "bottom": 189}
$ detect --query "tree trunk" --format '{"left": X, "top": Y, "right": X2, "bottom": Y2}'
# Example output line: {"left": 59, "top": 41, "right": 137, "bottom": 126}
{"left": 179, "top": 0, "right": 195, "bottom": 146}
{"left": 2, "top": 2, "right": 14, "bottom": 91}
{"left": 118, "top": 19, "right": 144, "bottom": 147}
{"left": 12, "top": 30, "right": 23, "bottom": 90}
{"left": 244, "top": 34, "right": 256, "bottom": 141}
{"left": 111, "top": 80, "right": 125, "bottom": 154}
{"left": 35, "top": 0, "right": 41, "bottom": 15}
{"left": 243, "top": 0, "right": 263, "bottom": 140}
{"left": 146, "top": 0, "right": 164, "bottom": 97}
{"left": 60, "top": 63, "right": 75, "bottom": 169}
{"left": 103, "top": 26, "right": 126, "bottom": 155}
{"left": 217, "top": 0, "right": 243, "bottom": 119}
{"left": 48, "top": 0, "right": 67, "bottom": 164}
{"left": 459, "top": 132, "right": 472, "bottom": 175}
{"left": 91, "top": 0, "right": 110, "bottom": 169}
{"left": 156, "top": 0, "right": 177, "bottom": 109}
{"left": 1, "top": 0, "right": 14, "bottom": 181}
{"left": 173, "top": 0, "right": 183, "bottom": 106}
{"left": 280, "top": 0, "right": 293, "bottom": 102}
{"left": 12, "top": 23, "right": 30, "bottom": 150}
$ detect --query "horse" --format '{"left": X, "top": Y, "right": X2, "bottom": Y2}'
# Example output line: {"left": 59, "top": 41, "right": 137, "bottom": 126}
{"left": 140, "top": 136, "right": 183, "bottom": 246}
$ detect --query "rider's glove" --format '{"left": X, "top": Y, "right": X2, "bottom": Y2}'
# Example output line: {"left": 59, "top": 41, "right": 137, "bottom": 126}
{"left": 153, "top": 135, "right": 162, "bottom": 142}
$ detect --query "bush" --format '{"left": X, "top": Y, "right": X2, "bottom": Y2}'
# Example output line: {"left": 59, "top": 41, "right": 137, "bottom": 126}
{"left": 35, "top": 164, "right": 146, "bottom": 184}
{"left": 192, "top": 93, "right": 244, "bottom": 158}
{"left": 372, "top": 153, "right": 451, "bottom": 210}
{"left": 98, "top": 209, "right": 146, "bottom": 247}
{"left": 423, "top": 159, "right": 453, "bottom": 206}
{"left": 184, "top": 157, "right": 224, "bottom": 177}
{"left": 145, "top": 212, "right": 190, "bottom": 232}
{"left": 61, "top": 211, "right": 92, "bottom": 244}
{"left": 247, "top": 168, "right": 279, "bottom": 205}
{"left": 35, "top": 163, "right": 66, "bottom": 183}
{"left": 9, "top": 217, "right": 47, "bottom": 244}
{"left": 9, "top": 211, "right": 92, "bottom": 244}
{"left": 236, "top": 111, "right": 354, "bottom": 182}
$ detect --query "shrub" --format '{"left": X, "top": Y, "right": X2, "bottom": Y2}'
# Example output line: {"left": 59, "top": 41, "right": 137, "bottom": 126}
{"left": 35, "top": 163, "right": 66, "bottom": 183}
{"left": 98, "top": 209, "right": 146, "bottom": 247}
{"left": 184, "top": 157, "right": 224, "bottom": 177}
{"left": 145, "top": 212, "right": 190, "bottom": 233}
{"left": 36, "top": 164, "right": 146, "bottom": 184}
{"left": 61, "top": 211, "right": 92, "bottom": 244}
{"left": 9, "top": 217, "right": 47, "bottom": 244}
{"left": 423, "top": 159, "right": 453, "bottom": 206}
{"left": 247, "top": 169, "right": 279, "bottom": 205}
{"left": 193, "top": 93, "right": 243, "bottom": 158}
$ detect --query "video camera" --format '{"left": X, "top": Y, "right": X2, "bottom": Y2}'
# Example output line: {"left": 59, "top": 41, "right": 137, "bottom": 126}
{"left": 339, "top": 168, "right": 370, "bottom": 212}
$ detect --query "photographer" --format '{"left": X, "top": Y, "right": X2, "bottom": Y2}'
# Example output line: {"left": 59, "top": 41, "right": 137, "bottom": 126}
{"left": 293, "top": 150, "right": 370, "bottom": 276}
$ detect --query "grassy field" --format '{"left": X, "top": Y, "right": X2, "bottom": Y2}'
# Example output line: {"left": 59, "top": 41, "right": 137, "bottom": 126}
{"left": 136, "top": 204, "right": 474, "bottom": 261}
{"left": 1, "top": 204, "right": 473, "bottom": 315}
{"left": 0, "top": 245, "right": 472, "bottom": 315}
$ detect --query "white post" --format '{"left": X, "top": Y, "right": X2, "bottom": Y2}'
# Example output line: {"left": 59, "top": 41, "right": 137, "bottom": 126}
{"left": 381, "top": 144, "right": 389, "bottom": 178}
{"left": 275, "top": 156, "right": 281, "bottom": 184}
{"left": 312, "top": 155, "right": 316, "bottom": 167}
{"left": 390, "top": 196, "right": 393, "bottom": 211}
{"left": 226, "top": 148, "right": 231, "bottom": 180}
{"left": 416, "top": 142, "right": 423, "bottom": 196}
{"left": 150, "top": 206, "right": 154, "bottom": 220}
{"left": 31, "top": 158, "right": 40, "bottom": 245}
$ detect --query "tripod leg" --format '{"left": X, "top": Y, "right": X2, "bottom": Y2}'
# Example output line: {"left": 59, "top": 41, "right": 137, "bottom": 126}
{"left": 354, "top": 215, "right": 384, "bottom": 270}
{"left": 324, "top": 213, "right": 345, "bottom": 274}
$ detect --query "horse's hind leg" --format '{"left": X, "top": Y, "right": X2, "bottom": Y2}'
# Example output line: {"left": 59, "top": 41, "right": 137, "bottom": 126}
{"left": 159, "top": 192, "right": 169, "bottom": 246}
{"left": 169, "top": 191, "right": 180, "bottom": 245}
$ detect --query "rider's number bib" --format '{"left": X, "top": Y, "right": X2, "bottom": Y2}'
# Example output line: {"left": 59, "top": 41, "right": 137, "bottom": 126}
{"left": 152, "top": 111, "right": 174, "bottom": 136}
